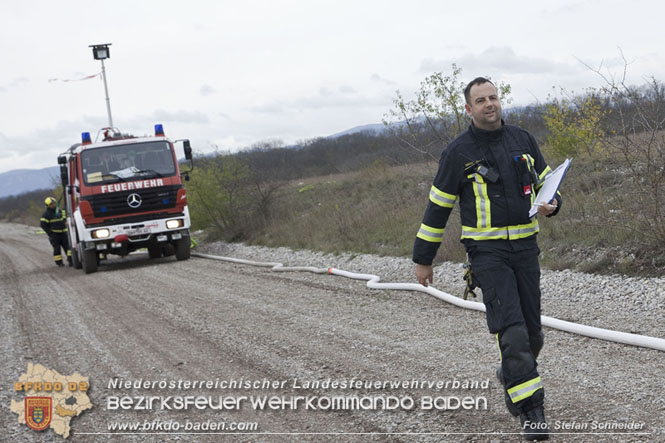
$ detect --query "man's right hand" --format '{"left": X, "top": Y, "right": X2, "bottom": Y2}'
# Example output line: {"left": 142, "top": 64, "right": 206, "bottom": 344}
{"left": 415, "top": 264, "right": 434, "bottom": 287}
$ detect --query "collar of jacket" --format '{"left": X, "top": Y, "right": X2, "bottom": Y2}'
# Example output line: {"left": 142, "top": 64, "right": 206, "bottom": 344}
{"left": 469, "top": 119, "right": 505, "bottom": 142}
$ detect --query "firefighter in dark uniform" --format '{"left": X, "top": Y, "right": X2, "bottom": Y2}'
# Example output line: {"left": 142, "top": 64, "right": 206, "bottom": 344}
{"left": 413, "top": 78, "right": 561, "bottom": 441}
{"left": 40, "top": 197, "right": 72, "bottom": 267}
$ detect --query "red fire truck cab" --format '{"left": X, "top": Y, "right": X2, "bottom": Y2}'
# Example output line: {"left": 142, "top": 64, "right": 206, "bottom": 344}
{"left": 58, "top": 124, "right": 193, "bottom": 273}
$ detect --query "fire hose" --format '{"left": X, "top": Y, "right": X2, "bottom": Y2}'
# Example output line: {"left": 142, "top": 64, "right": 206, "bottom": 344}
{"left": 192, "top": 252, "right": 665, "bottom": 352}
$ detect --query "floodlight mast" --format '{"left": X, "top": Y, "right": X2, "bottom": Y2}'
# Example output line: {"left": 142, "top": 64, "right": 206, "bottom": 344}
{"left": 89, "top": 43, "right": 114, "bottom": 130}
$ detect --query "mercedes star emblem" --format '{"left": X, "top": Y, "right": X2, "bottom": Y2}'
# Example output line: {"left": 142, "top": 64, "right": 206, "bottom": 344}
{"left": 127, "top": 193, "right": 142, "bottom": 208}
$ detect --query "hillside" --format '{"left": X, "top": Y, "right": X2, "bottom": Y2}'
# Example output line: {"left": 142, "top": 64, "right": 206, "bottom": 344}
{"left": 0, "top": 166, "right": 60, "bottom": 199}
{"left": 189, "top": 149, "right": 665, "bottom": 277}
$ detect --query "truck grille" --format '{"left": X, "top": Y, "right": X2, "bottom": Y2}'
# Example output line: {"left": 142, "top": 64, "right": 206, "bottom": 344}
{"left": 84, "top": 185, "right": 181, "bottom": 218}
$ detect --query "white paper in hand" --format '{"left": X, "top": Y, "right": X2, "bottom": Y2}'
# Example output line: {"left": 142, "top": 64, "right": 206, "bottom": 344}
{"left": 529, "top": 158, "right": 572, "bottom": 217}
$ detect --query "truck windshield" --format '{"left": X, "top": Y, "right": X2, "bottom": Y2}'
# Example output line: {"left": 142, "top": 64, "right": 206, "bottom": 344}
{"left": 81, "top": 141, "right": 176, "bottom": 185}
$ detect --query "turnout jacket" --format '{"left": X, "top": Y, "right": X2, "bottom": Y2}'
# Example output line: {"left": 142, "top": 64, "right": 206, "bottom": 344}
{"left": 413, "top": 122, "right": 561, "bottom": 265}
{"left": 40, "top": 207, "right": 68, "bottom": 237}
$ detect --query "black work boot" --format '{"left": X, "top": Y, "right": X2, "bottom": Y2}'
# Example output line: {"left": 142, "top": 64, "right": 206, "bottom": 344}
{"left": 56, "top": 261, "right": 64, "bottom": 267}
{"left": 520, "top": 405, "right": 550, "bottom": 440}
{"left": 496, "top": 365, "right": 520, "bottom": 417}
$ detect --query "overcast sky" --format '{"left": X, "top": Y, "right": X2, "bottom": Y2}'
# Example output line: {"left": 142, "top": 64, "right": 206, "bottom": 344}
{"left": 1, "top": 0, "right": 663, "bottom": 174}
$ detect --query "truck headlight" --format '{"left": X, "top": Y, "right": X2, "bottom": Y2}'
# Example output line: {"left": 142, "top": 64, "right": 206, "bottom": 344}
{"left": 166, "top": 219, "right": 183, "bottom": 229}
{"left": 92, "top": 228, "right": 110, "bottom": 239}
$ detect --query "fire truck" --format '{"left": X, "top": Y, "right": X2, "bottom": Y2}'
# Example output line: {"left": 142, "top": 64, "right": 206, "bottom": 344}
{"left": 58, "top": 124, "right": 193, "bottom": 273}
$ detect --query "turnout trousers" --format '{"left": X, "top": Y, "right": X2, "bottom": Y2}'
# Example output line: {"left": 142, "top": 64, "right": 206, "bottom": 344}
{"left": 50, "top": 232, "right": 72, "bottom": 265}
{"left": 467, "top": 245, "right": 545, "bottom": 413}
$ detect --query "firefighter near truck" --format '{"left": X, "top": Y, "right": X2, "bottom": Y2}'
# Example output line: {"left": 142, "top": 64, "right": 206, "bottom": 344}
{"left": 58, "top": 124, "right": 194, "bottom": 274}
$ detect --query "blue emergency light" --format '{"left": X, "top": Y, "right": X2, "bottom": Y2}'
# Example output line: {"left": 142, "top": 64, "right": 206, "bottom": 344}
{"left": 81, "top": 132, "right": 92, "bottom": 145}
{"left": 154, "top": 124, "right": 165, "bottom": 136}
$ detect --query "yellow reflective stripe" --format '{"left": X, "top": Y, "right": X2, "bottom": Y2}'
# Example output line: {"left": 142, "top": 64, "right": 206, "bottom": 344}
{"left": 54, "top": 255, "right": 62, "bottom": 260}
{"left": 525, "top": 155, "right": 537, "bottom": 197}
{"left": 535, "top": 165, "right": 552, "bottom": 190}
{"left": 41, "top": 217, "right": 66, "bottom": 223}
{"left": 416, "top": 223, "right": 445, "bottom": 243}
{"left": 66, "top": 250, "right": 72, "bottom": 256}
{"left": 468, "top": 173, "right": 490, "bottom": 228}
{"left": 508, "top": 376, "right": 543, "bottom": 403}
{"left": 429, "top": 186, "right": 456, "bottom": 208}
{"left": 495, "top": 334, "right": 502, "bottom": 361}
{"left": 51, "top": 229, "right": 68, "bottom": 233}
{"left": 461, "top": 220, "right": 539, "bottom": 240}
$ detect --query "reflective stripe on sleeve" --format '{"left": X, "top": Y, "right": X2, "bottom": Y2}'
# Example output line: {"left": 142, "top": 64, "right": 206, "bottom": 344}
{"left": 429, "top": 186, "right": 456, "bottom": 208}
{"left": 416, "top": 224, "right": 445, "bottom": 243}
{"left": 508, "top": 376, "right": 543, "bottom": 403}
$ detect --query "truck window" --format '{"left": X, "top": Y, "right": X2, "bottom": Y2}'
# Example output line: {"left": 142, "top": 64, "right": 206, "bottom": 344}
{"left": 81, "top": 141, "right": 176, "bottom": 185}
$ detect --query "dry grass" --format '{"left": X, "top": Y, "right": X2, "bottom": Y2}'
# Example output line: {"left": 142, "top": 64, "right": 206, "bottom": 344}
{"left": 240, "top": 152, "right": 664, "bottom": 276}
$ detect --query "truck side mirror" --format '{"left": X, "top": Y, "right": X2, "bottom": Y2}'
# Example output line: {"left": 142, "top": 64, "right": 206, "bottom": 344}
{"left": 60, "top": 165, "right": 68, "bottom": 188}
{"left": 58, "top": 155, "right": 67, "bottom": 165}
{"left": 183, "top": 140, "right": 192, "bottom": 160}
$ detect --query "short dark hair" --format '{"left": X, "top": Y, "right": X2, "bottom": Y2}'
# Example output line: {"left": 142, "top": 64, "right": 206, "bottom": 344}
{"left": 464, "top": 77, "right": 495, "bottom": 104}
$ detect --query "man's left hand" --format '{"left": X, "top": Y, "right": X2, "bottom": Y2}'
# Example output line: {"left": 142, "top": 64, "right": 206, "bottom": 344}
{"left": 537, "top": 199, "right": 558, "bottom": 216}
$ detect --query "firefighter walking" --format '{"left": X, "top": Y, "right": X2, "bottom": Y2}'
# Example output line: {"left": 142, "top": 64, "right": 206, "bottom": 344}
{"left": 40, "top": 197, "right": 72, "bottom": 267}
{"left": 413, "top": 77, "right": 561, "bottom": 441}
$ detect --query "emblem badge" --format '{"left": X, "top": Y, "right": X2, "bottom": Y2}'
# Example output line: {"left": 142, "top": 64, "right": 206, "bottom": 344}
{"left": 127, "top": 193, "right": 142, "bottom": 208}
{"left": 25, "top": 397, "right": 52, "bottom": 431}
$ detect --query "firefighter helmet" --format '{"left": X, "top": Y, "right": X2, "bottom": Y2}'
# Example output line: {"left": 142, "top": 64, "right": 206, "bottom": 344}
{"left": 44, "top": 197, "right": 56, "bottom": 206}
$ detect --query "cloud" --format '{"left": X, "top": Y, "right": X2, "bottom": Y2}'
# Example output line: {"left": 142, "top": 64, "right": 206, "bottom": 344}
{"left": 251, "top": 84, "right": 376, "bottom": 114}
{"left": 0, "top": 119, "right": 102, "bottom": 173}
{"left": 338, "top": 84, "right": 356, "bottom": 94}
{"left": 200, "top": 84, "right": 215, "bottom": 96}
{"left": 151, "top": 109, "right": 210, "bottom": 124}
{"left": 0, "top": 76, "right": 29, "bottom": 93}
{"left": 370, "top": 73, "right": 396, "bottom": 85}
{"left": 420, "top": 46, "right": 579, "bottom": 76}
{"left": 251, "top": 102, "right": 287, "bottom": 114}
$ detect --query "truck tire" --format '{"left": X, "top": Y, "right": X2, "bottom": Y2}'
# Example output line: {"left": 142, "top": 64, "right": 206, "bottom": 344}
{"left": 70, "top": 233, "right": 82, "bottom": 269}
{"left": 72, "top": 245, "right": 82, "bottom": 269}
{"left": 162, "top": 244, "right": 175, "bottom": 257}
{"left": 174, "top": 237, "right": 190, "bottom": 261}
{"left": 82, "top": 245, "right": 98, "bottom": 274}
{"left": 148, "top": 244, "right": 162, "bottom": 259}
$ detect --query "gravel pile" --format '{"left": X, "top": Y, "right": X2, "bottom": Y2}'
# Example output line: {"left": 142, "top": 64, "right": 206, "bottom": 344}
{"left": 197, "top": 241, "right": 665, "bottom": 440}
{"left": 199, "top": 241, "right": 665, "bottom": 344}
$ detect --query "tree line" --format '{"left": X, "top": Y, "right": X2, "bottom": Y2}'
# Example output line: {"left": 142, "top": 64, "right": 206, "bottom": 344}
{"left": 3, "top": 62, "right": 664, "bottom": 265}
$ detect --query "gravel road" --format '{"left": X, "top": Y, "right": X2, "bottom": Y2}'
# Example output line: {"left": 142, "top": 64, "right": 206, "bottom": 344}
{"left": 1, "top": 222, "right": 663, "bottom": 442}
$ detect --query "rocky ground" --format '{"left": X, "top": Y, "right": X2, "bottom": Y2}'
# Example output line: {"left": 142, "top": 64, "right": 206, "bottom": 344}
{"left": 1, "top": 221, "right": 663, "bottom": 442}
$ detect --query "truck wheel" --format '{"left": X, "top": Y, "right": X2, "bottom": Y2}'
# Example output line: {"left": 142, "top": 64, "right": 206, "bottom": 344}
{"left": 82, "top": 245, "right": 98, "bottom": 274}
{"left": 162, "top": 244, "right": 175, "bottom": 257}
{"left": 72, "top": 244, "right": 82, "bottom": 269}
{"left": 70, "top": 233, "right": 82, "bottom": 269}
{"left": 174, "top": 237, "right": 190, "bottom": 261}
{"left": 148, "top": 244, "right": 162, "bottom": 259}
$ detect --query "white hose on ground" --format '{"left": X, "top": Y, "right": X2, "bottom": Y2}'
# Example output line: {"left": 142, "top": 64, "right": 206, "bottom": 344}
{"left": 192, "top": 252, "right": 665, "bottom": 352}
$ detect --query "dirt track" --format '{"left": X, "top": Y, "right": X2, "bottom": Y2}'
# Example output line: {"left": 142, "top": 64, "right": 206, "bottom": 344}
{"left": 1, "top": 222, "right": 663, "bottom": 442}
